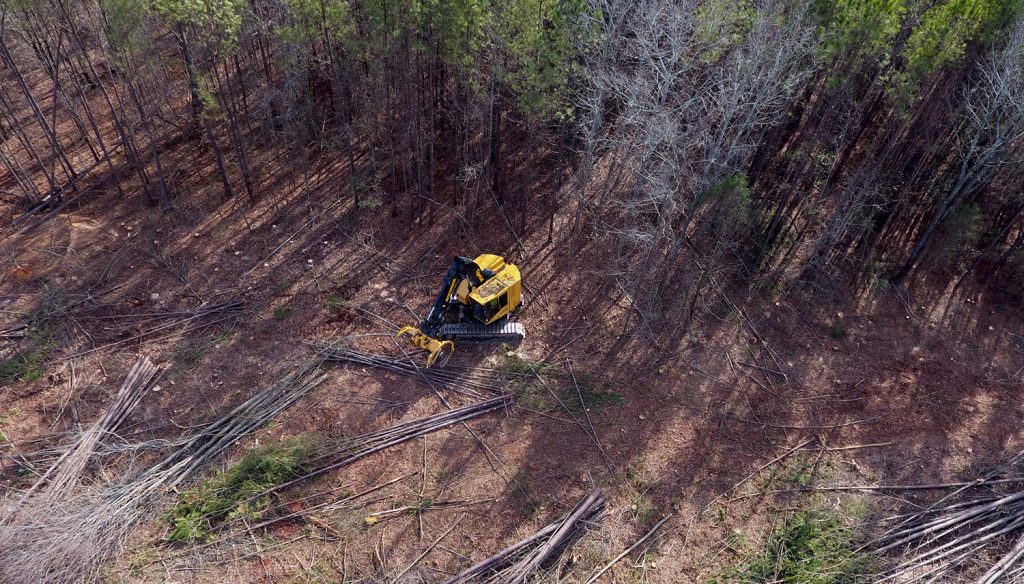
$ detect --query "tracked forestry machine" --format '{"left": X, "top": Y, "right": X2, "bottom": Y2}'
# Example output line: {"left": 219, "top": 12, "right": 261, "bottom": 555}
{"left": 398, "top": 254, "right": 525, "bottom": 367}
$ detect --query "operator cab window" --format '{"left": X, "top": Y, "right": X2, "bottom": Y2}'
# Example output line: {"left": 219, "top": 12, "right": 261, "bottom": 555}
{"left": 482, "top": 292, "right": 509, "bottom": 322}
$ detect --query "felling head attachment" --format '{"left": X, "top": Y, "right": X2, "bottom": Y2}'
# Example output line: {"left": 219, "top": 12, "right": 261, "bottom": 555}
{"left": 397, "top": 326, "right": 454, "bottom": 368}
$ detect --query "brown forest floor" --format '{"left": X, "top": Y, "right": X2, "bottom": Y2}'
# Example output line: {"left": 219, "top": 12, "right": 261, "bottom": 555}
{"left": 3, "top": 66, "right": 1024, "bottom": 584}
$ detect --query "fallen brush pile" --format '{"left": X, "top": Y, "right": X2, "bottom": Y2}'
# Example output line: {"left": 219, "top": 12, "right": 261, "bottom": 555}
{"left": 0, "top": 358, "right": 326, "bottom": 584}
{"left": 444, "top": 490, "right": 606, "bottom": 584}
{"left": 3, "top": 357, "right": 159, "bottom": 520}
{"left": 322, "top": 344, "right": 513, "bottom": 397}
{"left": 260, "top": 394, "right": 510, "bottom": 500}
{"left": 11, "top": 434, "right": 191, "bottom": 470}
{"left": 0, "top": 323, "right": 28, "bottom": 339}
{"left": 61, "top": 298, "right": 247, "bottom": 359}
{"left": 0, "top": 348, "right": 513, "bottom": 584}
{"left": 177, "top": 395, "right": 513, "bottom": 538}
{"left": 874, "top": 450, "right": 1024, "bottom": 583}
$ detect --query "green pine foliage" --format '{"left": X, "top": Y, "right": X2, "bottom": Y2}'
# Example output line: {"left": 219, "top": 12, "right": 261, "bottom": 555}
{"left": 816, "top": 0, "right": 908, "bottom": 64}
{"left": 814, "top": 0, "right": 1023, "bottom": 100}
{"left": 152, "top": 0, "right": 247, "bottom": 48}
{"left": 696, "top": 0, "right": 757, "bottom": 59}
{"left": 163, "top": 437, "right": 315, "bottom": 543}
{"left": 708, "top": 173, "right": 752, "bottom": 224}
{"left": 407, "top": 0, "right": 490, "bottom": 72}
{"left": 495, "top": 0, "right": 588, "bottom": 121}
{"left": 277, "top": 0, "right": 353, "bottom": 45}
{"left": 97, "top": 0, "right": 152, "bottom": 66}
{"left": 903, "top": 0, "right": 1023, "bottom": 83}
{"left": 430, "top": 0, "right": 489, "bottom": 72}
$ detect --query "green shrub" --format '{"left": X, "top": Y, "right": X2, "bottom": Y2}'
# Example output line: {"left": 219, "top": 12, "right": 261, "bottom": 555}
{"left": 357, "top": 193, "right": 383, "bottom": 210}
{"left": 705, "top": 173, "right": 753, "bottom": 239}
{"left": 714, "top": 509, "right": 871, "bottom": 584}
{"left": 0, "top": 326, "right": 55, "bottom": 386}
{"left": 944, "top": 203, "right": 984, "bottom": 272}
{"left": 273, "top": 305, "right": 293, "bottom": 321}
{"left": 324, "top": 293, "right": 348, "bottom": 312}
{"left": 163, "top": 437, "right": 315, "bottom": 543}
{"left": 828, "top": 322, "right": 848, "bottom": 339}
{"left": 0, "top": 351, "right": 46, "bottom": 385}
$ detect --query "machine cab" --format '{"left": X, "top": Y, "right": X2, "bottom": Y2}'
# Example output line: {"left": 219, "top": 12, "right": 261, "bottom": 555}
{"left": 456, "top": 254, "right": 521, "bottom": 325}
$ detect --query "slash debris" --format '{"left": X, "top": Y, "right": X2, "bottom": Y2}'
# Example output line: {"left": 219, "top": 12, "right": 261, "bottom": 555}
{"left": 0, "top": 358, "right": 326, "bottom": 584}
{"left": 444, "top": 490, "right": 606, "bottom": 584}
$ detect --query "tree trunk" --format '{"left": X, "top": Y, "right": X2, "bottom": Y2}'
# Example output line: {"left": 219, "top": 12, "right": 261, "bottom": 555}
{"left": 175, "top": 25, "right": 203, "bottom": 139}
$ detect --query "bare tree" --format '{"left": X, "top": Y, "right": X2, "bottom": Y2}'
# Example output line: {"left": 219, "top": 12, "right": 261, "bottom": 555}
{"left": 893, "top": 17, "right": 1024, "bottom": 286}
{"left": 577, "top": 0, "right": 818, "bottom": 336}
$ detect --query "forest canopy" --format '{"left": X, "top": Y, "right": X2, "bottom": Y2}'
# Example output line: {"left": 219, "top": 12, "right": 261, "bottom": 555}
{"left": 2, "top": 0, "right": 1024, "bottom": 337}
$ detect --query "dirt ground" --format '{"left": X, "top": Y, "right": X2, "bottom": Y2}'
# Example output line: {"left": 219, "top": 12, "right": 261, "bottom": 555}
{"left": 3, "top": 66, "right": 1024, "bottom": 584}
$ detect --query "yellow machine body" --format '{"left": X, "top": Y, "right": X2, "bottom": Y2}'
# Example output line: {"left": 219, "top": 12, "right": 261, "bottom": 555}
{"left": 463, "top": 254, "right": 521, "bottom": 324}
{"left": 398, "top": 253, "right": 524, "bottom": 367}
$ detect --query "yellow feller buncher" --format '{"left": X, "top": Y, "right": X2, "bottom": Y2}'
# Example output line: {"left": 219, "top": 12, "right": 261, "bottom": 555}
{"left": 398, "top": 254, "right": 525, "bottom": 367}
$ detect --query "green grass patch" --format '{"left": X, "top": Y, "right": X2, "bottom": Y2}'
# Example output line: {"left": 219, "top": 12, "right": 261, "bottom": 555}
{"left": 213, "top": 331, "right": 235, "bottom": 344}
{"left": 0, "top": 348, "right": 44, "bottom": 383}
{"left": 508, "top": 382, "right": 550, "bottom": 411}
{"left": 572, "top": 387, "right": 626, "bottom": 412}
{"left": 756, "top": 454, "right": 821, "bottom": 492}
{"left": 174, "top": 343, "right": 207, "bottom": 366}
{"left": 725, "top": 530, "right": 747, "bottom": 551}
{"left": 509, "top": 470, "right": 542, "bottom": 517}
{"left": 510, "top": 473, "right": 531, "bottom": 501}
{"left": 273, "top": 305, "right": 294, "bottom": 321}
{"left": 624, "top": 458, "right": 660, "bottom": 525}
{"left": 625, "top": 457, "right": 657, "bottom": 491}
{"left": 714, "top": 509, "right": 872, "bottom": 584}
{"left": 629, "top": 492, "right": 658, "bottom": 525}
{"left": 498, "top": 349, "right": 560, "bottom": 377}
{"left": 0, "top": 327, "right": 56, "bottom": 386}
{"left": 128, "top": 548, "right": 157, "bottom": 577}
{"left": 778, "top": 457, "right": 815, "bottom": 488}
{"left": 163, "top": 436, "right": 315, "bottom": 543}
{"left": 0, "top": 291, "right": 69, "bottom": 387}
{"left": 324, "top": 293, "right": 348, "bottom": 312}
{"left": 498, "top": 349, "right": 559, "bottom": 411}
{"left": 564, "top": 370, "right": 627, "bottom": 415}
{"left": 497, "top": 352, "right": 626, "bottom": 418}
{"left": 412, "top": 496, "right": 434, "bottom": 513}
{"left": 433, "top": 466, "right": 455, "bottom": 484}
{"left": 0, "top": 351, "right": 46, "bottom": 384}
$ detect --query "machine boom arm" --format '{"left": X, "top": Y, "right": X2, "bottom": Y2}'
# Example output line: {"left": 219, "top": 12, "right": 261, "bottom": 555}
{"left": 421, "top": 256, "right": 487, "bottom": 335}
